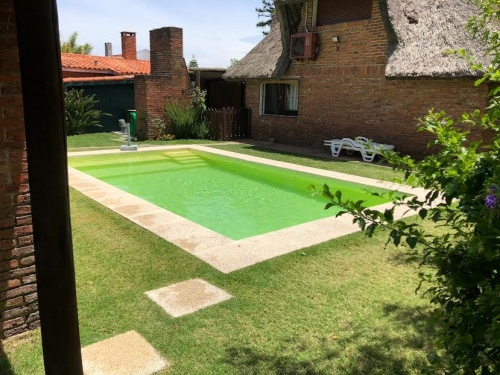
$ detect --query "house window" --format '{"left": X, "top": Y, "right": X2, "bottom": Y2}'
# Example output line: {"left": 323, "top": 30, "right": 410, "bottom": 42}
{"left": 315, "top": 0, "right": 372, "bottom": 26}
{"left": 260, "top": 82, "right": 299, "bottom": 116}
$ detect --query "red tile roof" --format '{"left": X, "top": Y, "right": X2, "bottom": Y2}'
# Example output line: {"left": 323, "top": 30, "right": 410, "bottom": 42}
{"left": 61, "top": 53, "right": 150, "bottom": 75}
{"left": 63, "top": 75, "right": 135, "bottom": 83}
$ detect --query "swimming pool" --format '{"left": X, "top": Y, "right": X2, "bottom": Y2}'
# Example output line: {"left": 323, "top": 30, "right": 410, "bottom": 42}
{"left": 69, "top": 148, "right": 395, "bottom": 240}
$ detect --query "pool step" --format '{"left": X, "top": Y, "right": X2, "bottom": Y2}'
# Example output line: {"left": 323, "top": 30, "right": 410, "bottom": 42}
{"left": 163, "top": 152, "right": 208, "bottom": 167}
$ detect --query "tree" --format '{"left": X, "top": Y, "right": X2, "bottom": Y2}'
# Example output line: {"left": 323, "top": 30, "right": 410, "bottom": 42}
{"left": 256, "top": 0, "right": 274, "bottom": 36}
{"left": 64, "top": 89, "right": 108, "bottom": 135}
{"left": 316, "top": 2, "right": 499, "bottom": 373}
{"left": 188, "top": 55, "right": 199, "bottom": 68}
{"left": 228, "top": 58, "right": 239, "bottom": 68}
{"left": 61, "top": 31, "right": 93, "bottom": 54}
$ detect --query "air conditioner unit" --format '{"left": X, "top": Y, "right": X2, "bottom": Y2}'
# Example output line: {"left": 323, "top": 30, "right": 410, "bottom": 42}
{"left": 290, "top": 32, "right": 319, "bottom": 59}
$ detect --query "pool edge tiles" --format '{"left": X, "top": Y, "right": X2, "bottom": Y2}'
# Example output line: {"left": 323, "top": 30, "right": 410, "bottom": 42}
{"left": 68, "top": 145, "right": 428, "bottom": 273}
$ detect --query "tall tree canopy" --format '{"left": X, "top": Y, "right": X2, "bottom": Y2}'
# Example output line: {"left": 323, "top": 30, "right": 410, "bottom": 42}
{"left": 256, "top": 0, "right": 275, "bottom": 35}
{"left": 61, "top": 32, "right": 93, "bottom": 54}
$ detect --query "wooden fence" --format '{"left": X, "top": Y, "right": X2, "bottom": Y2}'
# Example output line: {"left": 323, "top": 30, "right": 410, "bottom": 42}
{"left": 206, "top": 107, "right": 251, "bottom": 140}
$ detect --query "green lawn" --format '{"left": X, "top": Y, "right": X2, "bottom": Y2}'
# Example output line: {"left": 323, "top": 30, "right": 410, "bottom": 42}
{"left": 209, "top": 143, "right": 403, "bottom": 182}
{"left": 66, "top": 132, "right": 221, "bottom": 152}
{"left": 1, "top": 138, "right": 434, "bottom": 374}
{"left": 67, "top": 133, "right": 403, "bottom": 182}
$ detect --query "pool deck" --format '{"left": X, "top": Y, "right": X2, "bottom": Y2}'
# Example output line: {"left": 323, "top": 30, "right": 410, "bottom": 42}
{"left": 68, "top": 144, "right": 427, "bottom": 274}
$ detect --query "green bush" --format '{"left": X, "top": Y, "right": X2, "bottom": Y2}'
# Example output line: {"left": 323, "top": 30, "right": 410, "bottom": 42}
{"left": 149, "top": 116, "right": 166, "bottom": 140}
{"left": 193, "top": 119, "right": 212, "bottom": 140}
{"left": 319, "top": 108, "right": 499, "bottom": 373}
{"left": 164, "top": 100, "right": 196, "bottom": 139}
{"left": 163, "top": 88, "right": 212, "bottom": 140}
{"left": 192, "top": 88, "right": 212, "bottom": 140}
{"left": 64, "top": 89, "right": 108, "bottom": 135}
{"left": 149, "top": 116, "right": 175, "bottom": 141}
{"left": 191, "top": 87, "right": 207, "bottom": 121}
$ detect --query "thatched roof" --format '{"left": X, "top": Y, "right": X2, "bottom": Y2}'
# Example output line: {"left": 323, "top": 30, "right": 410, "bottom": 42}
{"left": 224, "top": 0, "right": 494, "bottom": 81}
{"left": 223, "top": 13, "right": 292, "bottom": 81}
{"left": 383, "top": 0, "right": 492, "bottom": 78}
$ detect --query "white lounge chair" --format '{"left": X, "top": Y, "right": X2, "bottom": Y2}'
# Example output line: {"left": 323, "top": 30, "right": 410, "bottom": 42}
{"left": 324, "top": 137, "right": 395, "bottom": 162}
{"left": 323, "top": 138, "right": 343, "bottom": 156}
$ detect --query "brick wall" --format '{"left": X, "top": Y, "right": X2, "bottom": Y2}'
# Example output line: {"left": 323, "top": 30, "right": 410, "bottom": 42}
{"left": 0, "top": 1, "right": 39, "bottom": 339}
{"left": 247, "top": 0, "right": 489, "bottom": 156}
{"left": 135, "top": 27, "right": 191, "bottom": 140}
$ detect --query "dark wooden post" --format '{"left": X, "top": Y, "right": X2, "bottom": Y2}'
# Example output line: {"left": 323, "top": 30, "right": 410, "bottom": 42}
{"left": 14, "top": 1, "right": 84, "bottom": 373}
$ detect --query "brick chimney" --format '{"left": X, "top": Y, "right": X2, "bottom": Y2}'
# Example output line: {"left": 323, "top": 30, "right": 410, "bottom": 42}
{"left": 104, "top": 42, "right": 112, "bottom": 57}
{"left": 150, "top": 27, "right": 185, "bottom": 76}
{"left": 121, "top": 31, "right": 137, "bottom": 60}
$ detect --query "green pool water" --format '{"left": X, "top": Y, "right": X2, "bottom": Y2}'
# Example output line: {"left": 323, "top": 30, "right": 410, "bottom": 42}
{"left": 69, "top": 149, "right": 393, "bottom": 240}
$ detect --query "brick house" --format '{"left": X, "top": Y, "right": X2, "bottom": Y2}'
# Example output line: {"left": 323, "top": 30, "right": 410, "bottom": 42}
{"left": 133, "top": 27, "right": 245, "bottom": 140}
{"left": 62, "top": 32, "right": 151, "bottom": 133}
{"left": 224, "top": 0, "right": 492, "bottom": 156}
{"left": 62, "top": 29, "right": 241, "bottom": 137}
{"left": 61, "top": 32, "right": 150, "bottom": 79}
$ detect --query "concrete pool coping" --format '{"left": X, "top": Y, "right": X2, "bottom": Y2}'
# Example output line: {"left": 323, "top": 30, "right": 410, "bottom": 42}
{"left": 68, "top": 145, "right": 427, "bottom": 274}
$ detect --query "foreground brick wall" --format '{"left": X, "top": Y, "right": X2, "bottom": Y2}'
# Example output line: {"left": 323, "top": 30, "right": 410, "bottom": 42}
{"left": 247, "top": 0, "right": 489, "bottom": 156}
{"left": 0, "top": 1, "right": 39, "bottom": 339}
{"left": 135, "top": 27, "right": 191, "bottom": 140}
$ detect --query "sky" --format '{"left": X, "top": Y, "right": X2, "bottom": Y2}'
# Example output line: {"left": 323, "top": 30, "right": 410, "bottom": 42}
{"left": 56, "top": 0, "right": 268, "bottom": 68}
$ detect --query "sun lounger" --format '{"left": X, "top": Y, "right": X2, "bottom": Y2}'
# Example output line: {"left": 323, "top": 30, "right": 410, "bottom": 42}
{"left": 324, "top": 137, "right": 395, "bottom": 162}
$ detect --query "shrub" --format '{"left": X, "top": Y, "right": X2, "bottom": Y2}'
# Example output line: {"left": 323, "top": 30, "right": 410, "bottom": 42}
{"left": 164, "top": 100, "right": 196, "bottom": 139}
{"left": 191, "top": 86, "right": 207, "bottom": 121}
{"left": 163, "top": 88, "right": 212, "bottom": 139}
{"left": 149, "top": 116, "right": 175, "bottom": 141}
{"left": 191, "top": 87, "right": 212, "bottom": 140}
{"left": 318, "top": 107, "right": 499, "bottom": 373}
{"left": 193, "top": 118, "right": 212, "bottom": 140}
{"left": 149, "top": 116, "right": 167, "bottom": 140}
{"left": 64, "top": 89, "right": 108, "bottom": 135}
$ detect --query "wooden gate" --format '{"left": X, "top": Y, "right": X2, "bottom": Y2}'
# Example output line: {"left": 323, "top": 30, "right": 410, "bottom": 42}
{"left": 207, "top": 107, "right": 250, "bottom": 140}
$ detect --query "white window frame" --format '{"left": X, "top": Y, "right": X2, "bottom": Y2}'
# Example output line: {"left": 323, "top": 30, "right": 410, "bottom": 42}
{"left": 312, "top": 0, "right": 318, "bottom": 27}
{"left": 259, "top": 80, "right": 299, "bottom": 117}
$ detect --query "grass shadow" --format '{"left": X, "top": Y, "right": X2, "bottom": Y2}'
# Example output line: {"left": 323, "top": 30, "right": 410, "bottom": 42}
{"left": 0, "top": 209, "right": 16, "bottom": 375}
{"left": 223, "top": 338, "right": 338, "bottom": 375}
{"left": 382, "top": 303, "right": 438, "bottom": 348}
{"left": 388, "top": 250, "right": 422, "bottom": 266}
{"left": 228, "top": 143, "right": 348, "bottom": 163}
{"left": 0, "top": 344, "right": 14, "bottom": 375}
{"left": 237, "top": 142, "right": 394, "bottom": 166}
{"left": 223, "top": 304, "right": 436, "bottom": 375}
{"left": 339, "top": 304, "right": 437, "bottom": 375}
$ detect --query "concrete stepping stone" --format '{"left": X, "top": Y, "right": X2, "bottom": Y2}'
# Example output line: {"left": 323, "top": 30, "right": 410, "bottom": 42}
{"left": 81, "top": 330, "right": 169, "bottom": 375}
{"left": 145, "top": 278, "right": 232, "bottom": 317}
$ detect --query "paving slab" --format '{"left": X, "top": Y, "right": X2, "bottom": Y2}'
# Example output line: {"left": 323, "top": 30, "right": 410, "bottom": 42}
{"left": 81, "top": 330, "right": 169, "bottom": 375}
{"left": 145, "top": 278, "right": 232, "bottom": 317}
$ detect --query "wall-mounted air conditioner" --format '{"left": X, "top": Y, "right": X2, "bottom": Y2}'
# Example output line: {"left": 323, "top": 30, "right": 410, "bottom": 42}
{"left": 290, "top": 32, "right": 319, "bottom": 59}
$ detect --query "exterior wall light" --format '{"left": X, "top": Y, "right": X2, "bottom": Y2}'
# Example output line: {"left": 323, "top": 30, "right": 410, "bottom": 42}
{"left": 332, "top": 36, "right": 340, "bottom": 43}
